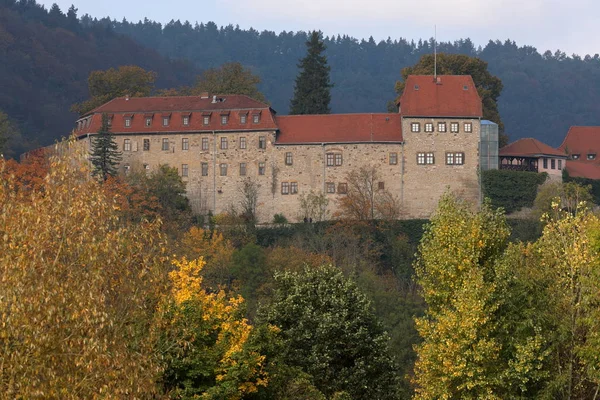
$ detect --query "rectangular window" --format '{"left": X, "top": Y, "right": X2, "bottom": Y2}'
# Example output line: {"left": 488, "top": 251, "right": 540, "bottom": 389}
{"left": 338, "top": 183, "right": 348, "bottom": 194}
{"left": 182, "top": 138, "right": 189, "bottom": 151}
{"left": 326, "top": 182, "right": 335, "bottom": 193}
{"left": 125, "top": 118, "right": 131, "bottom": 127}
{"left": 163, "top": 117, "right": 169, "bottom": 126}
{"left": 240, "top": 114, "right": 247, "bottom": 124}
{"left": 162, "top": 138, "right": 169, "bottom": 151}
{"left": 455, "top": 152, "right": 464, "bottom": 165}
{"left": 285, "top": 152, "right": 293, "bottom": 165}
{"left": 107, "top": 118, "right": 112, "bottom": 127}
{"left": 201, "top": 162, "right": 208, "bottom": 176}
{"left": 558, "top": 160, "right": 563, "bottom": 170}
{"left": 145, "top": 117, "right": 152, "bottom": 127}
{"left": 425, "top": 123, "right": 434, "bottom": 133}
{"left": 543, "top": 158, "right": 548, "bottom": 169}
{"left": 124, "top": 139, "right": 131, "bottom": 152}
{"left": 202, "top": 137, "right": 209, "bottom": 151}
{"left": 259, "top": 136, "right": 266, "bottom": 149}
{"left": 239, "top": 137, "right": 247, "bottom": 149}
{"left": 290, "top": 182, "right": 298, "bottom": 194}
{"left": 426, "top": 152, "right": 435, "bottom": 164}
{"left": 450, "top": 122, "right": 459, "bottom": 133}
{"left": 464, "top": 122, "right": 472, "bottom": 133}
{"left": 240, "top": 162, "right": 247, "bottom": 176}
{"left": 378, "top": 181, "right": 385, "bottom": 190}
{"left": 181, "top": 164, "right": 188, "bottom": 177}
{"left": 326, "top": 153, "right": 334, "bottom": 166}
{"left": 143, "top": 138, "right": 150, "bottom": 151}
{"left": 335, "top": 153, "right": 343, "bottom": 166}
{"left": 417, "top": 152, "right": 426, "bottom": 165}
{"left": 281, "top": 182, "right": 290, "bottom": 195}
{"left": 203, "top": 116, "right": 210, "bottom": 125}
{"left": 220, "top": 163, "right": 228, "bottom": 176}
{"left": 438, "top": 122, "right": 446, "bottom": 132}
{"left": 182, "top": 116, "right": 189, "bottom": 126}
{"left": 253, "top": 114, "right": 260, "bottom": 123}
{"left": 258, "top": 162, "right": 265, "bottom": 175}
{"left": 389, "top": 152, "right": 398, "bottom": 165}
{"left": 411, "top": 122, "right": 420, "bottom": 132}
{"left": 551, "top": 159, "right": 556, "bottom": 169}
{"left": 220, "top": 137, "right": 228, "bottom": 150}
{"left": 446, "top": 153, "right": 455, "bottom": 165}
{"left": 221, "top": 115, "right": 228, "bottom": 125}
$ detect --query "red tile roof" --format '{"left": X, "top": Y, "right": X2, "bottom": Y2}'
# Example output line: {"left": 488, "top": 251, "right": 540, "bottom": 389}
{"left": 76, "top": 95, "right": 277, "bottom": 137}
{"left": 559, "top": 126, "right": 600, "bottom": 161}
{"left": 500, "top": 138, "right": 566, "bottom": 158}
{"left": 565, "top": 160, "right": 600, "bottom": 180}
{"left": 398, "top": 75, "right": 483, "bottom": 118}
{"left": 275, "top": 113, "right": 403, "bottom": 144}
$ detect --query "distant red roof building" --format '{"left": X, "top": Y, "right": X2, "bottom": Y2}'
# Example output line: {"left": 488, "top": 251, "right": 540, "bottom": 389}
{"left": 398, "top": 75, "right": 483, "bottom": 118}
{"left": 564, "top": 160, "right": 600, "bottom": 180}
{"left": 276, "top": 113, "right": 402, "bottom": 144}
{"left": 558, "top": 126, "right": 600, "bottom": 179}
{"left": 500, "top": 138, "right": 565, "bottom": 158}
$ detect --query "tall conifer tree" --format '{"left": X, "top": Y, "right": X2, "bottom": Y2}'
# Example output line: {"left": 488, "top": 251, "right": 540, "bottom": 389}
{"left": 289, "top": 31, "right": 333, "bottom": 115}
{"left": 90, "top": 113, "right": 121, "bottom": 180}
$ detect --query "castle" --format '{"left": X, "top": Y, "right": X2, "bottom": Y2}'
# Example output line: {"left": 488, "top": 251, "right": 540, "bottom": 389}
{"left": 75, "top": 75, "right": 497, "bottom": 223}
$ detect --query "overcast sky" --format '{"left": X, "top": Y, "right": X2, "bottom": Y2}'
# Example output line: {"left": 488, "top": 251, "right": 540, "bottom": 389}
{"left": 39, "top": 0, "right": 599, "bottom": 57}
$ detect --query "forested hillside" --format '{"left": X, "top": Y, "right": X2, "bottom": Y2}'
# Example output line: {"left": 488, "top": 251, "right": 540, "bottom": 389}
{"left": 102, "top": 19, "right": 600, "bottom": 146}
{"left": 0, "top": 0, "right": 197, "bottom": 154}
{"left": 3, "top": 0, "right": 600, "bottom": 153}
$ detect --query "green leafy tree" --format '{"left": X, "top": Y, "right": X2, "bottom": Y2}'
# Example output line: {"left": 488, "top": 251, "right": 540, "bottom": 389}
{"left": 394, "top": 54, "right": 504, "bottom": 132}
{"left": 413, "top": 194, "right": 551, "bottom": 399}
{"left": 290, "top": 31, "right": 333, "bottom": 115}
{"left": 185, "top": 62, "right": 267, "bottom": 102}
{"left": 72, "top": 65, "right": 157, "bottom": 115}
{"left": 89, "top": 113, "right": 121, "bottom": 180}
{"left": 141, "top": 164, "right": 191, "bottom": 222}
{"left": 259, "top": 265, "right": 400, "bottom": 399}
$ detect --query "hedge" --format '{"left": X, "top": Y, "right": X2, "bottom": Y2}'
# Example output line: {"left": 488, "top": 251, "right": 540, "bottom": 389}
{"left": 481, "top": 169, "right": 547, "bottom": 213}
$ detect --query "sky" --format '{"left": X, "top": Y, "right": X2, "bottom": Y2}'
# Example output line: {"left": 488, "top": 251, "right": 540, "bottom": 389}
{"left": 39, "top": 0, "right": 600, "bottom": 57}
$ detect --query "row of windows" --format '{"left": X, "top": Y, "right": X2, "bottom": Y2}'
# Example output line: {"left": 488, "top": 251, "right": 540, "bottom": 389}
{"left": 411, "top": 122, "right": 472, "bottom": 134}
{"left": 100, "top": 113, "right": 261, "bottom": 130}
{"left": 417, "top": 152, "right": 465, "bottom": 165}
{"left": 199, "top": 162, "right": 267, "bottom": 177}
{"left": 281, "top": 182, "right": 299, "bottom": 195}
{"left": 571, "top": 154, "right": 595, "bottom": 161}
{"left": 542, "top": 158, "right": 563, "bottom": 170}
{"left": 123, "top": 136, "right": 268, "bottom": 152}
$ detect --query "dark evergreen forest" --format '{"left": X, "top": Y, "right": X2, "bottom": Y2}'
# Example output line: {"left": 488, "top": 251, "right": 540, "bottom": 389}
{"left": 2, "top": 0, "right": 600, "bottom": 153}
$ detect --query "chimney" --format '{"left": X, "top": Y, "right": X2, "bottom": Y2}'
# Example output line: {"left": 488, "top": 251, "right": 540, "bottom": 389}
{"left": 436, "top": 77, "right": 442, "bottom": 85}
{"left": 200, "top": 92, "right": 209, "bottom": 99}
{"left": 212, "top": 95, "right": 217, "bottom": 104}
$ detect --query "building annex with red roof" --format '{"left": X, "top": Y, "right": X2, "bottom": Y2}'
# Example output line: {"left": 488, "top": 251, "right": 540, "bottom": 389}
{"left": 75, "top": 75, "right": 489, "bottom": 222}
{"left": 558, "top": 126, "right": 600, "bottom": 180}
{"left": 499, "top": 137, "right": 567, "bottom": 180}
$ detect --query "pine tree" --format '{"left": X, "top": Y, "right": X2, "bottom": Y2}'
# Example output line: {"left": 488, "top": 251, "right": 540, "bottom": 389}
{"left": 90, "top": 113, "right": 121, "bottom": 180}
{"left": 289, "top": 31, "right": 333, "bottom": 115}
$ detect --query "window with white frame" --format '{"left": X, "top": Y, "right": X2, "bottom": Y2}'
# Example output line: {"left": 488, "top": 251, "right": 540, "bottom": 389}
{"left": 426, "top": 152, "right": 435, "bottom": 164}
{"left": 389, "top": 152, "right": 398, "bottom": 165}
{"left": 438, "top": 122, "right": 446, "bottom": 132}
{"left": 201, "top": 162, "right": 208, "bottom": 176}
{"left": 240, "top": 162, "right": 247, "bottom": 176}
{"left": 258, "top": 136, "right": 266, "bottom": 149}
{"left": 464, "top": 122, "right": 472, "bottom": 133}
{"left": 202, "top": 137, "right": 209, "bottom": 151}
{"left": 220, "top": 137, "right": 228, "bottom": 150}
{"left": 203, "top": 116, "right": 210, "bottom": 125}
{"left": 143, "top": 139, "right": 150, "bottom": 151}
{"left": 285, "top": 152, "right": 293, "bottom": 165}
{"left": 411, "top": 122, "right": 420, "bottom": 132}
{"left": 425, "top": 123, "right": 434, "bottom": 132}
{"left": 182, "top": 138, "right": 189, "bottom": 150}
{"left": 162, "top": 138, "right": 169, "bottom": 151}
{"left": 221, "top": 115, "right": 228, "bottom": 125}
{"left": 163, "top": 116, "right": 169, "bottom": 126}
{"left": 123, "top": 139, "right": 131, "bottom": 152}
{"left": 240, "top": 114, "right": 247, "bottom": 124}
{"left": 450, "top": 122, "right": 459, "bottom": 133}
{"left": 220, "top": 163, "right": 228, "bottom": 176}
{"left": 335, "top": 153, "right": 343, "bottom": 166}
{"left": 239, "top": 137, "right": 247, "bottom": 149}
{"left": 417, "top": 152, "right": 435, "bottom": 165}
{"left": 253, "top": 114, "right": 260, "bottom": 123}
{"left": 446, "top": 152, "right": 464, "bottom": 165}
{"left": 145, "top": 117, "right": 152, "bottom": 127}
{"left": 124, "top": 118, "right": 131, "bottom": 127}
{"left": 181, "top": 164, "right": 188, "bottom": 177}
{"left": 281, "top": 182, "right": 290, "bottom": 195}
{"left": 258, "top": 162, "right": 265, "bottom": 175}
{"left": 326, "top": 182, "right": 335, "bottom": 193}
{"left": 290, "top": 182, "right": 298, "bottom": 194}
{"left": 182, "top": 116, "right": 190, "bottom": 126}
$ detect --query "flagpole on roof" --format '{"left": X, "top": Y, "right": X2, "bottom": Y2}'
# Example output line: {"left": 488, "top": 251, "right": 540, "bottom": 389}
{"left": 434, "top": 25, "right": 437, "bottom": 81}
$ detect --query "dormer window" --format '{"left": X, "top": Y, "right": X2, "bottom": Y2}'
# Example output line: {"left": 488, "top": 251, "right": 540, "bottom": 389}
{"left": 107, "top": 115, "right": 113, "bottom": 127}
{"left": 182, "top": 114, "right": 190, "bottom": 126}
{"left": 252, "top": 111, "right": 261, "bottom": 124}
{"left": 572, "top": 154, "right": 580, "bottom": 160}
{"left": 145, "top": 117, "right": 152, "bottom": 127}
{"left": 240, "top": 112, "right": 248, "bottom": 124}
{"left": 203, "top": 116, "right": 210, "bottom": 125}
{"left": 221, "top": 115, "right": 228, "bottom": 125}
{"left": 588, "top": 154, "right": 596, "bottom": 160}
{"left": 124, "top": 118, "right": 131, "bottom": 127}
{"left": 414, "top": 85, "right": 419, "bottom": 90}
{"left": 162, "top": 115, "right": 170, "bottom": 126}
{"left": 463, "top": 85, "right": 468, "bottom": 90}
